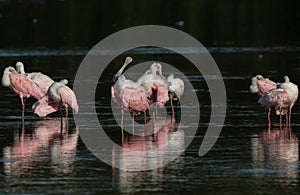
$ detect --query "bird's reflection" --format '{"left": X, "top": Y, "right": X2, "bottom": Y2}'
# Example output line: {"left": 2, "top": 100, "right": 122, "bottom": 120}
{"left": 112, "top": 116, "right": 185, "bottom": 193}
{"left": 3, "top": 118, "right": 78, "bottom": 176}
{"left": 251, "top": 125, "right": 298, "bottom": 184}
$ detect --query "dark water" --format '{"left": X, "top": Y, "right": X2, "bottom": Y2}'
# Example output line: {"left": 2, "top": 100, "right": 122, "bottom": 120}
{"left": 1, "top": 0, "right": 300, "bottom": 194}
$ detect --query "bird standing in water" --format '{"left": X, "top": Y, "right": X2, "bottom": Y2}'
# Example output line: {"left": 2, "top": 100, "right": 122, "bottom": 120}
{"left": 258, "top": 76, "right": 298, "bottom": 126}
{"left": 15, "top": 62, "right": 54, "bottom": 95}
{"left": 111, "top": 57, "right": 150, "bottom": 136}
{"left": 167, "top": 73, "right": 184, "bottom": 118}
{"left": 250, "top": 74, "right": 277, "bottom": 124}
{"left": 32, "top": 79, "right": 79, "bottom": 117}
{"left": 137, "top": 62, "right": 169, "bottom": 108}
{"left": 2, "top": 66, "right": 44, "bottom": 112}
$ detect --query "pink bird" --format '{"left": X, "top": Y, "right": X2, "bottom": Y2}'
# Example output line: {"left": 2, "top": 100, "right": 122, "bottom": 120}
{"left": 258, "top": 76, "right": 298, "bottom": 125}
{"left": 32, "top": 79, "right": 79, "bottom": 117}
{"left": 250, "top": 74, "right": 277, "bottom": 122}
{"left": 167, "top": 73, "right": 184, "bottom": 117}
{"left": 16, "top": 62, "right": 54, "bottom": 95}
{"left": 250, "top": 75, "right": 277, "bottom": 96}
{"left": 2, "top": 66, "right": 44, "bottom": 111}
{"left": 111, "top": 57, "right": 150, "bottom": 135}
{"left": 137, "top": 62, "right": 169, "bottom": 108}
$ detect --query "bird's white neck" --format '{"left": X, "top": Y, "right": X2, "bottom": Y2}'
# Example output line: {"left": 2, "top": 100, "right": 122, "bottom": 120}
{"left": 49, "top": 82, "right": 64, "bottom": 102}
{"left": 16, "top": 63, "right": 25, "bottom": 74}
{"left": 1, "top": 69, "right": 11, "bottom": 87}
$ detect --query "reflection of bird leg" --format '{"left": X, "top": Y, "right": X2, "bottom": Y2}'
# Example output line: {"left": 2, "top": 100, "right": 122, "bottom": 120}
{"left": 21, "top": 111, "right": 25, "bottom": 135}
{"left": 280, "top": 114, "right": 282, "bottom": 128}
{"left": 21, "top": 108, "right": 25, "bottom": 124}
{"left": 143, "top": 111, "right": 146, "bottom": 124}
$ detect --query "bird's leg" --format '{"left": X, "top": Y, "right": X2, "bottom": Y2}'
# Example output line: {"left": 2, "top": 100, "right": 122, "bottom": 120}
{"left": 131, "top": 113, "right": 135, "bottom": 135}
{"left": 267, "top": 108, "right": 271, "bottom": 127}
{"left": 143, "top": 111, "right": 146, "bottom": 124}
{"left": 280, "top": 114, "right": 282, "bottom": 129}
{"left": 289, "top": 106, "right": 292, "bottom": 127}
{"left": 170, "top": 96, "right": 175, "bottom": 120}
{"left": 65, "top": 105, "right": 68, "bottom": 118}
{"left": 121, "top": 109, "right": 124, "bottom": 137}
{"left": 61, "top": 114, "right": 63, "bottom": 134}
{"left": 20, "top": 97, "right": 25, "bottom": 111}
{"left": 60, "top": 107, "right": 63, "bottom": 134}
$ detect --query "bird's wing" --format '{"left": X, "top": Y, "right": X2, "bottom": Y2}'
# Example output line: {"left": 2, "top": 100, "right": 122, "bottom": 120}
{"left": 257, "top": 79, "right": 276, "bottom": 95}
{"left": 111, "top": 85, "right": 120, "bottom": 106}
{"left": 258, "top": 89, "right": 290, "bottom": 108}
{"left": 120, "top": 86, "right": 149, "bottom": 112}
{"left": 170, "top": 78, "right": 184, "bottom": 99}
{"left": 59, "top": 86, "right": 79, "bottom": 113}
{"left": 29, "top": 72, "right": 54, "bottom": 93}
{"left": 9, "top": 74, "right": 44, "bottom": 99}
{"left": 32, "top": 95, "right": 60, "bottom": 117}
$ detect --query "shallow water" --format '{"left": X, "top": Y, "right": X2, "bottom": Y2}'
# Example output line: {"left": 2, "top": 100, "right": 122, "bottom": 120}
{"left": 1, "top": 0, "right": 300, "bottom": 194}
{"left": 0, "top": 49, "right": 300, "bottom": 194}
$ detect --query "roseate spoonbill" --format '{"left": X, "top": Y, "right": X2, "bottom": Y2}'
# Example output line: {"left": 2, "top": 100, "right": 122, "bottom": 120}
{"left": 15, "top": 62, "right": 54, "bottom": 94}
{"left": 2, "top": 66, "right": 44, "bottom": 111}
{"left": 167, "top": 73, "right": 184, "bottom": 117}
{"left": 250, "top": 74, "right": 277, "bottom": 123}
{"left": 258, "top": 76, "right": 298, "bottom": 125}
{"left": 32, "top": 79, "right": 79, "bottom": 117}
{"left": 250, "top": 75, "right": 277, "bottom": 96}
{"left": 137, "top": 62, "right": 169, "bottom": 108}
{"left": 111, "top": 57, "right": 150, "bottom": 135}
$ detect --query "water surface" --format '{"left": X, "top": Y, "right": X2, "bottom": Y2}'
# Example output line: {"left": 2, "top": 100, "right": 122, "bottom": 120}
{"left": 0, "top": 0, "right": 300, "bottom": 194}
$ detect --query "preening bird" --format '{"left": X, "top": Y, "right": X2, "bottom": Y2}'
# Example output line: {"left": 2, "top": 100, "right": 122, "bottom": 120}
{"left": 258, "top": 76, "right": 298, "bottom": 125}
{"left": 32, "top": 79, "right": 79, "bottom": 117}
{"left": 15, "top": 62, "right": 54, "bottom": 95}
{"left": 167, "top": 73, "right": 184, "bottom": 116}
{"left": 250, "top": 74, "right": 277, "bottom": 122}
{"left": 2, "top": 66, "right": 44, "bottom": 110}
{"left": 137, "top": 62, "right": 169, "bottom": 108}
{"left": 250, "top": 75, "right": 277, "bottom": 96}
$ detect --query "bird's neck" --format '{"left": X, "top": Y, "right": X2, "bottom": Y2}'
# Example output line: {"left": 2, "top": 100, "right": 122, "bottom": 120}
{"left": 49, "top": 83, "right": 63, "bottom": 102}
{"left": 1, "top": 72, "right": 11, "bottom": 87}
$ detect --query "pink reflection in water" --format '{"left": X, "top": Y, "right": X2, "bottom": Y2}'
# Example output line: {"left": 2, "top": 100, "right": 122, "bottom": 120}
{"left": 3, "top": 118, "right": 78, "bottom": 176}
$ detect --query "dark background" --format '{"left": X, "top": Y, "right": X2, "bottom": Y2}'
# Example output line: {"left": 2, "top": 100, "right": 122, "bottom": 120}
{"left": 0, "top": 0, "right": 299, "bottom": 48}
{"left": 1, "top": 0, "right": 300, "bottom": 194}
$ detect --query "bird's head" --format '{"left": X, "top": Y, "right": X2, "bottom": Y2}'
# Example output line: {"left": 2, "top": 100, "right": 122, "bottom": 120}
{"left": 15, "top": 62, "right": 25, "bottom": 74}
{"left": 4, "top": 66, "right": 18, "bottom": 74}
{"left": 113, "top": 56, "right": 133, "bottom": 82}
{"left": 256, "top": 75, "right": 264, "bottom": 80}
{"left": 167, "top": 73, "right": 174, "bottom": 82}
{"left": 150, "top": 62, "right": 163, "bottom": 76}
{"left": 59, "top": 79, "right": 68, "bottom": 85}
{"left": 2, "top": 66, "right": 17, "bottom": 87}
{"left": 283, "top": 76, "right": 290, "bottom": 83}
